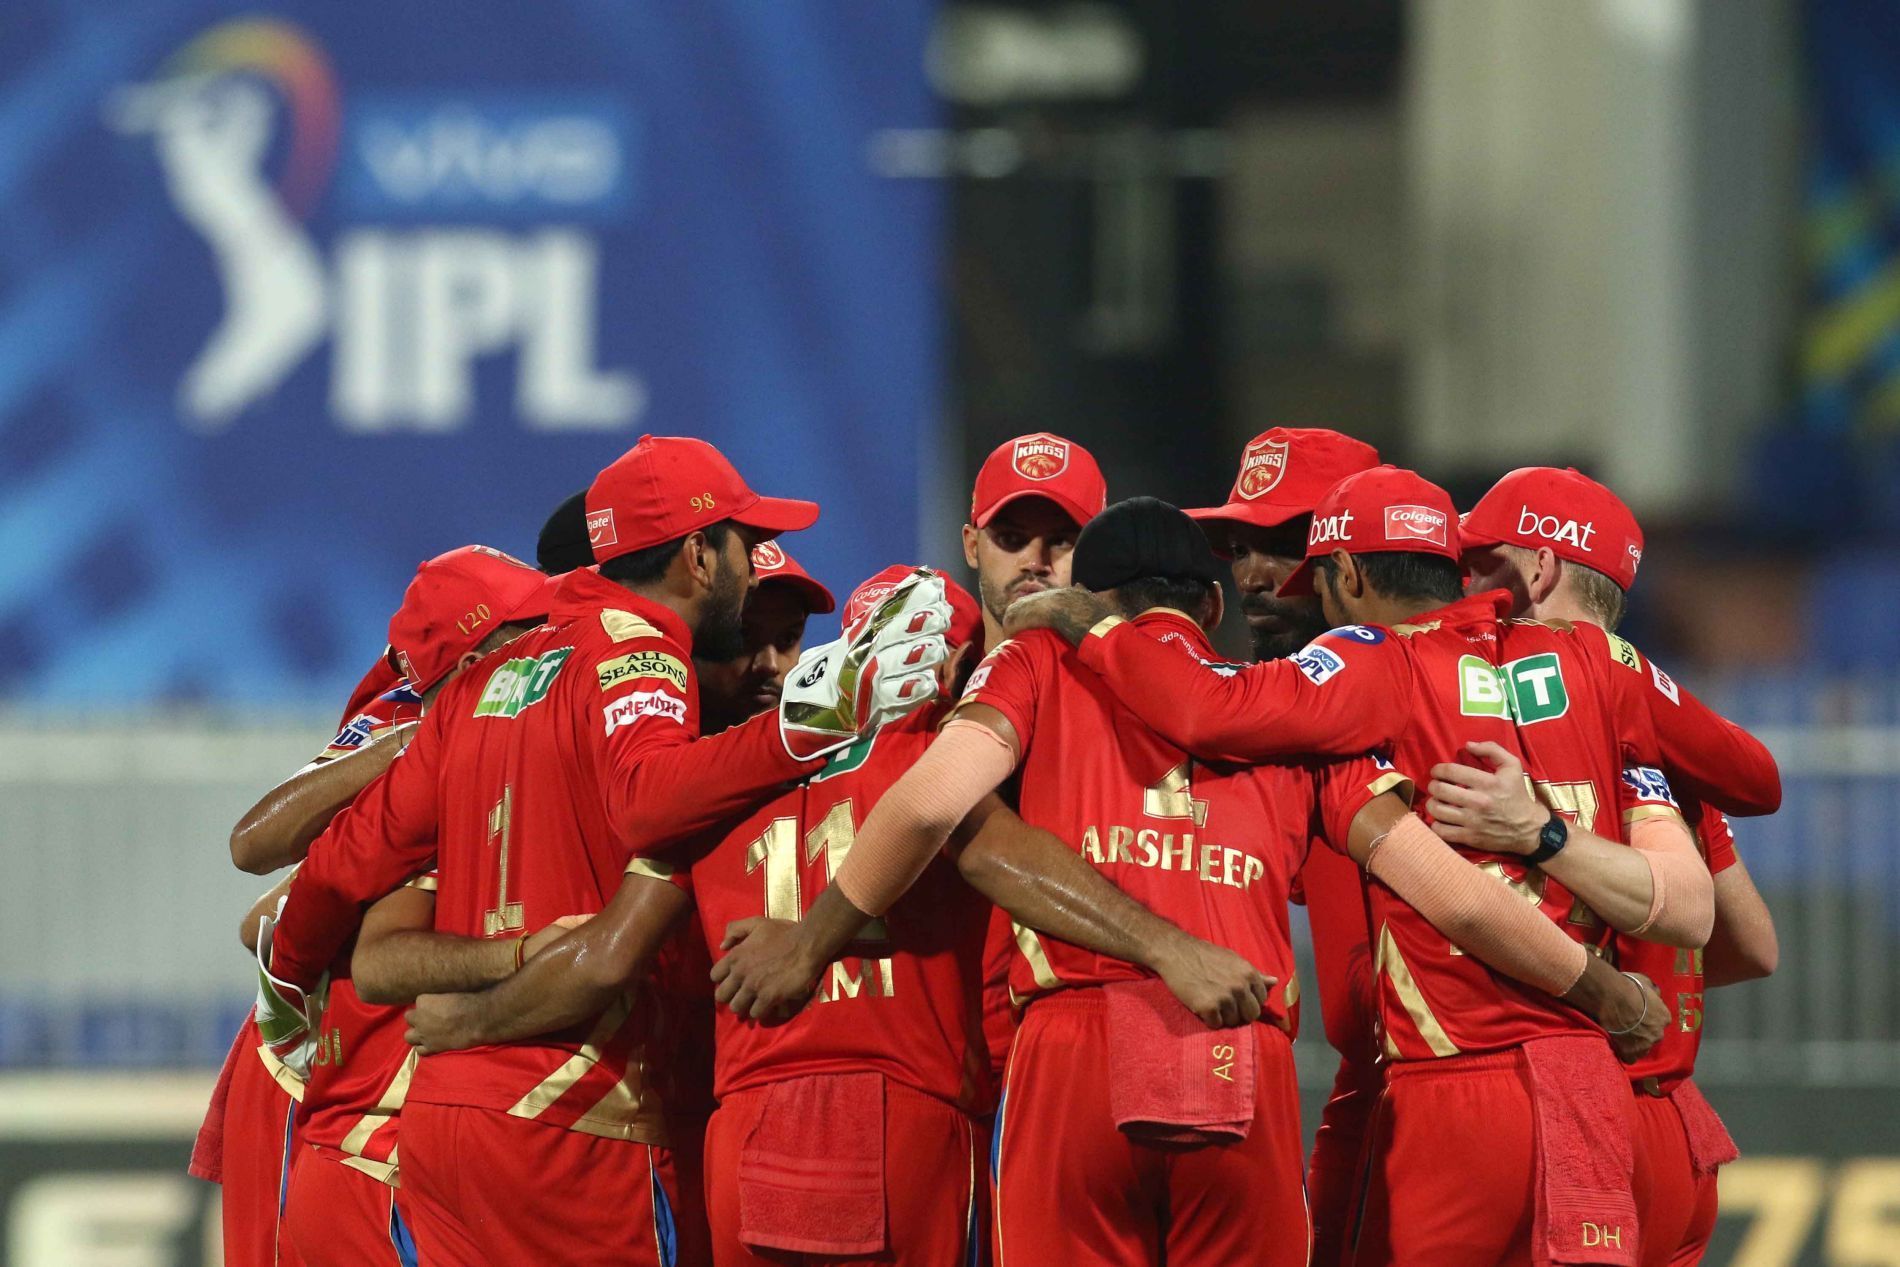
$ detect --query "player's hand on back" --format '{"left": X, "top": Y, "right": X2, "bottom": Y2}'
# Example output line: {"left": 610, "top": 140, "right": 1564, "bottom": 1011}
{"left": 1002, "top": 586, "right": 1112, "bottom": 647}
{"left": 711, "top": 917, "right": 825, "bottom": 1024}
{"left": 1151, "top": 930, "right": 1275, "bottom": 1029}
{"left": 405, "top": 992, "right": 487, "bottom": 1055}
{"left": 1426, "top": 741, "right": 1548, "bottom": 855}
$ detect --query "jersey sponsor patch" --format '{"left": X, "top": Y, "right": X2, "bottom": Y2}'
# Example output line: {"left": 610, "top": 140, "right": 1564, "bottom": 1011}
{"left": 1650, "top": 662, "right": 1680, "bottom": 704}
{"left": 473, "top": 647, "right": 572, "bottom": 718}
{"left": 965, "top": 663, "right": 994, "bottom": 692}
{"left": 1292, "top": 645, "right": 1346, "bottom": 685}
{"left": 597, "top": 650, "right": 687, "bottom": 693}
{"left": 1605, "top": 631, "right": 1643, "bottom": 672}
{"left": 1458, "top": 655, "right": 1509, "bottom": 717}
{"left": 1620, "top": 766, "right": 1678, "bottom": 807}
{"left": 603, "top": 687, "right": 687, "bottom": 735}
{"left": 1456, "top": 653, "right": 1568, "bottom": 723}
{"left": 1326, "top": 624, "right": 1387, "bottom": 646}
{"left": 328, "top": 714, "right": 378, "bottom": 751}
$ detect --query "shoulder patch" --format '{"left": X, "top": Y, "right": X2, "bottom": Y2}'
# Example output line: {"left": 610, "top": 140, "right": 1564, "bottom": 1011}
{"left": 1390, "top": 619, "right": 1442, "bottom": 638}
{"left": 1324, "top": 624, "right": 1387, "bottom": 646}
{"left": 601, "top": 609, "right": 664, "bottom": 643}
{"left": 598, "top": 650, "right": 688, "bottom": 693}
{"left": 1605, "top": 632, "right": 1643, "bottom": 673}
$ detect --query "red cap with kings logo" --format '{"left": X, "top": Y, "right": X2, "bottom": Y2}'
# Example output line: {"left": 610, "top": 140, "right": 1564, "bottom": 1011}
{"left": 969, "top": 432, "right": 1107, "bottom": 530}
{"left": 585, "top": 435, "right": 819, "bottom": 564}
{"left": 749, "top": 542, "right": 836, "bottom": 614}
{"left": 1459, "top": 467, "right": 1644, "bottom": 591}
{"left": 388, "top": 545, "right": 561, "bottom": 693}
{"left": 1187, "top": 426, "right": 1382, "bottom": 540}
{"left": 1277, "top": 465, "right": 1460, "bottom": 597}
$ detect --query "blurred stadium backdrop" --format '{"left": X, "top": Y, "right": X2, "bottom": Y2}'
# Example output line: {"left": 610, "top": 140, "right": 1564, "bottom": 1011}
{"left": 2, "top": 1, "right": 1898, "bottom": 1263}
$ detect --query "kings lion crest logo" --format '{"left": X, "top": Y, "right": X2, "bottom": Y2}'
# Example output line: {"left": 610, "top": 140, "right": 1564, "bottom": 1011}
{"left": 751, "top": 541, "right": 787, "bottom": 572}
{"left": 1235, "top": 435, "right": 1290, "bottom": 500}
{"left": 1012, "top": 434, "right": 1070, "bottom": 481}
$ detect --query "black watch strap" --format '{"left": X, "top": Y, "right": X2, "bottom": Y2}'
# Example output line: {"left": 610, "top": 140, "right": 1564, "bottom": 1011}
{"left": 1525, "top": 812, "right": 1569, "bottom": 866}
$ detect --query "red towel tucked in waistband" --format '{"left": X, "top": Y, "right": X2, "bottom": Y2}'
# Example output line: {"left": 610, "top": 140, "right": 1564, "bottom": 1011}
{"left": 1105, "top": 978, "right": 1255, "bottom": 1144}
{"left": 739, "top": 1072, "right": 886, "bottom": 1256}
{"left": 1670, "top": 1080, "right": 1739, "bottom": 1177}
{"left": 188, "top": 1033, "right": 242, "bottom": 1183}
{"left": 1522, "top": 1036, "right": 1639, "bottom": 1267}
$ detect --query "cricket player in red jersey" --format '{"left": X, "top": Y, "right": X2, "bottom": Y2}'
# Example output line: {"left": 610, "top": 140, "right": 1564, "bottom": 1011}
{"left": 961, "top": 432, "right": 1109, "bottom": 1093}
{"left": 697, "top": 542, "right": 836, "bottom": 733}
{"left": 257, "top": 436, "right": 951, "bottom": 1266}
{"left": 1448, "top": 466, "right": 1781, "bottom": 1264}
{"left": 1183, "top": 426, "right": 1383, "bottom": 1267}
{"left": 200, "top": 547, "right": 558, "bottom": 1267}
{"left": 404, "top": 563, "right": 1278, "bottom": 1267}
{"left": 716, "top": 499, "right": 1667, "bottom": 1267}
{"left": 1006, "top": 469, "right": 1710, "bottom": 1266}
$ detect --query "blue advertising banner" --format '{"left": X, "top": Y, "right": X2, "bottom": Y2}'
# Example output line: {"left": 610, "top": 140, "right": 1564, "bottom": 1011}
{"left": 0, "top": 1, "right": 940, "bottom": 706}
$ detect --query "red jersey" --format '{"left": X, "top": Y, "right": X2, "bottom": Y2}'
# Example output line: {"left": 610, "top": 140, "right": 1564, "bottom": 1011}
{"left": 961, "top": 611, "right": 1403, "bottom": 1032}
{"left": 270, "top": 569, "right": 818, "bottom": 1142}
{"left": 663, "top": 708, "right": 992, "bottom": 1113}
{"left": 1072, "top": 594, "right": 1666, "bottom": 1058}
{"left": 293, "top": 682, "right": 432, "bottom": 1183}
{"left": 1617, "top": 796, "right": 1735, "bottom": 1091}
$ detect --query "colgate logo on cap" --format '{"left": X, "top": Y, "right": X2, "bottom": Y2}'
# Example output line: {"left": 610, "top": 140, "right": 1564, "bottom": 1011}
{"left": 586, "top": 509, "right": 618, "bottom": 550}
{"left": 1384, "top": 505, "right": 1448, "bottom": 547}
{"left": 1235, "top": 435, "right": 1290, "bottom": 500}
{"left": 751, "top": 542, "right": 786, "bottom": 572}
{"left": 843, "top": 582, "right": 898, "bottom": 638}
{"left": 1012, "top": 434, "right": 1070, "bottom": 481}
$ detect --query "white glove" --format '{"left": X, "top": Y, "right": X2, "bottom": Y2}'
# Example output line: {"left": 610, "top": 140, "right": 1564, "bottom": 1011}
{"left": 780, "top": 569, "right": 953, "bottom": 760}
{"left": 252, "top": 913, "right": 321, "bottom": 1082}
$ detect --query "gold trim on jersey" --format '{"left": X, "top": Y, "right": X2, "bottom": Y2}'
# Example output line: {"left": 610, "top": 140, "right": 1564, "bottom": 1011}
{"left": 601, "top": 610, "right": 664, "bottom": 643}
{"left": 334, "top": 1047, "right": 417, "bottom": 1187}
{"left": 1010, "top": 921, "right": 1062, "bottom": 991}
{"left": 404, "top": 872, "right": 438, "bottom": 892}
{"left": 625, "top": 855, "right": 677, "bottom": 882}
{"left": 1375, "top": 923, "right": 1460, "bottom": 1058}
{"left": 1623, "top": 804, "right": 1686, "bottom": 827}
{"left": 506, "top": 997, "right": 668, "bottom": 1144}
{"left": 1367, "top": 771, "right": 1414, "bottom": 804}
{"left": 254, "top": 1042, "right": 307, "bottom": 1101}
{"left": 1085, "top": 615, "right": 1127, "bottom": 640}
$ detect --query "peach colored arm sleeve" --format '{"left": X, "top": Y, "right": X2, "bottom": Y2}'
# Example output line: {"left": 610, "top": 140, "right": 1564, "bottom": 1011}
{"left": 835, "top": 720, "right": 1017, "bottom": 916}
{"left": 1630, "top": 814, "right": 1714, "bottom": 947}
{"left": 1367, "top": 815, "right": 1588, "bottom": 997}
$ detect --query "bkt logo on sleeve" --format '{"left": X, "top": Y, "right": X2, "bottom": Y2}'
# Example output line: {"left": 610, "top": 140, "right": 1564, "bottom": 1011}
{"left": 112, "top": 18, "right": 643, "bottom": 434}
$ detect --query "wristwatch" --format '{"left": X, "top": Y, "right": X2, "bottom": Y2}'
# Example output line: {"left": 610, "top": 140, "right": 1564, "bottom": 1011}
{"left": 1525, "top": 810, "right": 1569, "bottom": 866}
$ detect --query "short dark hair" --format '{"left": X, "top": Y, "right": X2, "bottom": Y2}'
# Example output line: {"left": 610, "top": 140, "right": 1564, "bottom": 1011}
{"left": 599, "top": 519, "right": 735, "bottom": 587}
{"left": 536, "top": 490, "right": 592, "bottom": 574}
{"left": 1113, "top": 575, "right": 1219, "bottom": 622}
{"left": 1567, "top": 562, "right": 1628, "bottom": 631}
{"left": 1316, "top": 551, "right": 1463, "bottom": 607}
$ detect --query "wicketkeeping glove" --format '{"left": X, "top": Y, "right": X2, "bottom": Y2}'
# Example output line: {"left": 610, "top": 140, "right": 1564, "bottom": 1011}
{"left": 252, "top": 911, "right": 321, "bottom": 1082}
{"left": 780, "top": 568, "right": 953, "bottom": 760}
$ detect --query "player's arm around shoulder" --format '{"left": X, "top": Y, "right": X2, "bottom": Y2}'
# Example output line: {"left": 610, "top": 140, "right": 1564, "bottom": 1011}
{"left": 1698, "top": 807, "right": 1778, "bottom": 986}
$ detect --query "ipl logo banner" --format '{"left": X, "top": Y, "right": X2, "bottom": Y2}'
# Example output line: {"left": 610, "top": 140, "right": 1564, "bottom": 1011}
{"left": 110, "top": 18, "right": 642, "bottom": 433}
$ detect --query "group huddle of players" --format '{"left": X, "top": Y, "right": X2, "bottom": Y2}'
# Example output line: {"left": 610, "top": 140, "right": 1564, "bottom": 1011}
{"left": 190, "top": 426, "right": 1782, "bottom": 1267}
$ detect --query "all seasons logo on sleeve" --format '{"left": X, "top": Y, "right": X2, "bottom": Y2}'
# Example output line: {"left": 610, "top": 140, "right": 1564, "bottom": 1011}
{"left": 473, "top": 647, "right": 574, "bottom": 718}
{"left": 596, "top": 650, "right": 687, "bottom": 693}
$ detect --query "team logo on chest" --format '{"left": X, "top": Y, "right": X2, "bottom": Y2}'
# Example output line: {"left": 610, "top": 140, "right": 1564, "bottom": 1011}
{"left": 1234, "top": 434, "right": 1290, "bottom": 500}
{"left": 1011, "top": 433, "right": 1070, "bottom": 481}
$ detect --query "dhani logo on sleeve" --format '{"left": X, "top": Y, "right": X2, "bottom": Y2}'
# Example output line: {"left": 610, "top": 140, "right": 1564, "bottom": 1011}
{"left": 473, "top": 647, "right": 572, "bottom": 718}
{"left": 1457, "top": 652, "right": 1569, "bottom": 723}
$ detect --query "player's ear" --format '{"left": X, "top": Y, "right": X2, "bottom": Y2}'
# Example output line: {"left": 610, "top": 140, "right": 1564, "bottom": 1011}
{"left": 961, "top": 523, "right": 981, "bottom": 570}
{"left": 683, "top": 530, "right": 716, "bottom": 588}
{"left": 1200, "top": 582, "right": 1224, "bottom": 633}
{"left": 1330, "top": 549, "right": 1363, "bottom": 598}
{"left": 1531, "top": 547, "right": 1562, "bottom": 605}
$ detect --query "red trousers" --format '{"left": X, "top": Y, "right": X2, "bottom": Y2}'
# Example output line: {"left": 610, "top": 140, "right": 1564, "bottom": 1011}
{"left": 1305, "top": 1054, "right": 1383, "bottom": 1267}
{"left": 705, "top": 1079, "right": 982, "bottom": 1266}
{"left": 992, "top": 991, "right": 1308, "bottom": 1267}
{"left": 1629, "top": 1088, "right": 1718, "bottom": 1267}
{"left": 399, "top": 1101, "right": 702, "bottom": 1266}
{"left": 219, "top": 1039, "right": 304, "bottom": 1267}
{"left": 282, "top": 1146, "right": 418, "bottom": 1266}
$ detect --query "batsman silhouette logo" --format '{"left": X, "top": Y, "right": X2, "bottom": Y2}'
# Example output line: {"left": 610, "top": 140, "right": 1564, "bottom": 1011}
{"left": 111, "top": 17, "right": 643, "bottom": 434}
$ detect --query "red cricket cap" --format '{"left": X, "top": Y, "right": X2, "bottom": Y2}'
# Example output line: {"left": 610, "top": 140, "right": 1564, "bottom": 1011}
{"left": 1278, "top": 465, "right": 1460, "bottom": 597}
{"left": 585, "top": 435, "right": 819, "bottom": 563}
{"left": 387, "top": 546, "right": 561, "bottom": 694}
{"left": 1459, "top": 467, "right": 1645, "bottom": 591}
{"left": 970, "top": 432, "right": 1106, "bottom": 530}
{"left": 844, "top": 565, "right": 983, "bottom": 650}
{"left": 749, "top": 541, "right": 836, "bottom": 614}
{"left": 1187, "top": 427, "right": 1382, "bottom": 543}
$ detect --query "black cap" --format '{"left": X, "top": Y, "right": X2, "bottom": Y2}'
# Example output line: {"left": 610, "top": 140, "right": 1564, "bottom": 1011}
{"left": 536, "top": 489, "right": 592, "bottom": 574}
{"left": 1072, "top": 496, "right": 1226, "bottom": 592}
